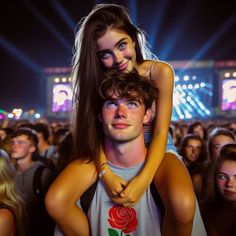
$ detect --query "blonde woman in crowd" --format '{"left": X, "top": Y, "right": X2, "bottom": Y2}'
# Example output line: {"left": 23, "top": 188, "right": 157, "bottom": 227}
{"left": 0, "top": 156, "right": 26, "bottom": 236}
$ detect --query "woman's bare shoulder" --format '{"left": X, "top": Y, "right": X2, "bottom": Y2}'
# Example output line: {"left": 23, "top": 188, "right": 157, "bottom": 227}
{"left": 153, "top": 60, "right": 174, "bottom": 75}
{"left": 141, "top": 60, "right": 174, "bottom": 81}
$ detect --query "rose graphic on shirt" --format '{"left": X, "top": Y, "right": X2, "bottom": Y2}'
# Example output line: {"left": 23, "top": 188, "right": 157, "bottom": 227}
{"left": 107, "top": 205, "right": 138, "bottom": 235}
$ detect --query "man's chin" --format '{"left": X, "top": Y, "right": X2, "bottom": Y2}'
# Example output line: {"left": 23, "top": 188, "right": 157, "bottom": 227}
{"left": 11, "top": 156, "right": 24, "bottom": 160}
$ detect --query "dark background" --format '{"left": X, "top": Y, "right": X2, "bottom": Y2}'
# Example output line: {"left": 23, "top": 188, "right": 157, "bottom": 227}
{"left": 0, "top": 0, "right": 235, "bottom": 112}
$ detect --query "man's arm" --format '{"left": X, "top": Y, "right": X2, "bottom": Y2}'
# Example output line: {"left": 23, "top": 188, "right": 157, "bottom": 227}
{"left": 45, "top": 160, "right": 97, "bottom": 236}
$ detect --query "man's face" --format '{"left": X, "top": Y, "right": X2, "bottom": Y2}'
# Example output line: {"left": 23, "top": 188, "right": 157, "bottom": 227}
{"left": 193, "top": 125, "right": 204, "bottom": 139}
{"left": 100, "top": 96, "right": 150, "bottom": 143}
{"left": 216, "top": 160, "right": 236, "bottom": 202}
{"left": 185, "top": 139, "right": 202, "bottom": 162}
{"left": 10, "top": 134, "right": 35, "bottom": 160}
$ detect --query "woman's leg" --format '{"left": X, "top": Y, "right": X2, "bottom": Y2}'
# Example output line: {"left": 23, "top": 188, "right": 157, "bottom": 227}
{"left": 153, "top": 153, "right": 195, "bottom": 236}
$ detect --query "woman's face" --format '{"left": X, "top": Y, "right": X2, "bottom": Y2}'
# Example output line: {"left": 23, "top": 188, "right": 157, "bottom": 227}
{"left": 96, "top": 28, "right": 136, "bottom": 72}
{"left": 216, "top": 160, "right": 236, "bottom": 202}
{"left": 211, "top": 135, "right": 235, "bottom": 159}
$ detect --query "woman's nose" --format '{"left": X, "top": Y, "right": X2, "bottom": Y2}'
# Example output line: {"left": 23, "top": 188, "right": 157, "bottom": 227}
{"left": 113, "top": 51, "right": 123, "bottom": 64}
{"left": 226, "top": 177, "right": 235, "bottom": 187}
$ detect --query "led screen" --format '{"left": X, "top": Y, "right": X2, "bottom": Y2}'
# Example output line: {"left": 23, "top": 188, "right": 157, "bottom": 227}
{"left": 221, "top": 79, "right": 236, "bottom": 111}
{"left": 52, "top": 83, "right": 72, "bottom": 112}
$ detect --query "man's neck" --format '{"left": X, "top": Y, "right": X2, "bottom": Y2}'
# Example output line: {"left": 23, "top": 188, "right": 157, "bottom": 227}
{"left": 38, "top": 141, "right": 50, "bottom": 155}
{"left": 15, "top": 156, "right": 34, "bottom": 173}
{"left": 104, "top": 135, "right": 147, "bottom": 167}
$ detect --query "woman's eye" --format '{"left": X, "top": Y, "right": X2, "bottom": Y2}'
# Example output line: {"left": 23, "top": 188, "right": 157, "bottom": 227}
{"left": 99, "top": 51, "right": 111, "bottom": 60}
{"left": 118, "top": 42, "right": 127, "bottom": 50}
{"left": 218, "top": 174, "right": 227, "bottom": 180}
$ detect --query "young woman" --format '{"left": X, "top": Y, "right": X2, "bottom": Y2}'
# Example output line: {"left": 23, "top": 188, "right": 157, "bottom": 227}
{"left": 191, "top": 127, "right": 236, "bottom": 205}
{"left": 0, "top": 156, "right": 26, "bottom": 236}
{"left": 46, "top": 4, "right": 196, "bottom": 235}
{"left": 202, "top": 143, "right": 236, "bottom": 235}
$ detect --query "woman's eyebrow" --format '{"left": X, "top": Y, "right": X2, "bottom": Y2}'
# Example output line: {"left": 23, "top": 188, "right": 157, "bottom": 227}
{"left": 98, "top": 38, "right": 127, "bottom": 53}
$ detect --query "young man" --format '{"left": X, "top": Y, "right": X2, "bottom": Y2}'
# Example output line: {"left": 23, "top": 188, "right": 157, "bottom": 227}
{"left": 46, "top": 70, "right": 206, "bottom": 235}
{"left": 10, "top": 128, "right": 55, "bottom": 236}
{"left": 33, "top": 123, "right": 58, "bottom": 165}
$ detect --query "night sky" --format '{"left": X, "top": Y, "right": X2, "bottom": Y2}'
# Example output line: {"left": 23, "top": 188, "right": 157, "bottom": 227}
{"left": 0, "top": 0, "right": 236, "bottom": 113}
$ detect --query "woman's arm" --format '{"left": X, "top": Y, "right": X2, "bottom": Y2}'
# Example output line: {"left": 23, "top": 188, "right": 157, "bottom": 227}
{"left": 97, "top": 148, "right": 128, "bottom": 197}
{"left": 116, "top": 61, "right": 175, "bottom": 206}
{"left": 0, "top": 208, "right": 15, "bottom": 236}
{"left": 45, "top": 159, "right": 97, "bottom": 236}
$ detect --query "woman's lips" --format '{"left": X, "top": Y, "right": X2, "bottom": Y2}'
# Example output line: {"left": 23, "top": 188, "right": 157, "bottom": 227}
{"left": 117, "top": 61, "right": 129, "bottom": 71}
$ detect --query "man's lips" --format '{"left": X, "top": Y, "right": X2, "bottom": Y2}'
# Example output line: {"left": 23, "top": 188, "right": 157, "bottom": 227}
{"left": 112, "top": 123, "right": 130, "bottom": 129}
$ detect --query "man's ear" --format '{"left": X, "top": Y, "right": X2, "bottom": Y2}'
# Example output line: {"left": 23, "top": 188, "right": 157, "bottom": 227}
{"left": 29, "top": 145, "right": 36, "bottom": 154}
{"left": 98, "top": 113, "right": 103, "bottom": 122}
{"left": 143, "top": 109, "right": 152, "bottom": 124}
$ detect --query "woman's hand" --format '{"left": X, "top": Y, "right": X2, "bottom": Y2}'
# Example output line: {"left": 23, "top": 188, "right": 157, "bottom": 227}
{"left": 101, "top": 167, "right": 128, "bottom": 199}
{"left": 112, "top": 173, "right": 151, "bottom": 207}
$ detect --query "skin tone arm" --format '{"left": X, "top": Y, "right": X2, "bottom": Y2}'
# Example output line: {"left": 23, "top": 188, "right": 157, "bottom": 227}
{"left": 99, "top": 61, "right": 174, "bottom": 206}
{"left": 0, "top": 208, "right": 15, "bottom": 236}
{"left": 45, "top": 160, "right": 97, "bottom": 236}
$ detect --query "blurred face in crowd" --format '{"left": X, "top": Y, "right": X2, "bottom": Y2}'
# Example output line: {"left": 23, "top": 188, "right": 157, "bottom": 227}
{"left": 0, "top": 129, "right": 7, "bottom": 141}
{"left": 193, "top": 125, "right": 204, "bottom": 139}
{"left": 10, "top": 135, "right": 35, "bottom": 160}
{"left": 216, "top": 160, "right": 236, "bottom": 202}
{"left": 184, "top": 138, "right": 202, "bottom": 163}
{"left": 212, "top": 135, "right": 235, "bottom": 160}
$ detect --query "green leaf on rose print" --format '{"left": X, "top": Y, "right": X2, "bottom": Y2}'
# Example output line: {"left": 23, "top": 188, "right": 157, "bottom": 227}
{"left": 108, "top": 228, "right": 119, "bottom": 236}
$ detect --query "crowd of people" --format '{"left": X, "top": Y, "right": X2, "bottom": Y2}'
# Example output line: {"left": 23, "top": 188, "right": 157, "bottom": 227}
{"left": 0, "top": 117, "right": 236, "bottom": 235}
{"left": 1, "top": 3, "right": 236, "bottom": 236}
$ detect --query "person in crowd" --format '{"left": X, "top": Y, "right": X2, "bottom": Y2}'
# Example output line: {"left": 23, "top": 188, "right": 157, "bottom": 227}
{"left": 55, "top": 130, "right": 74, "bottom": 175}
{"left": 0, "top": 127, "right": 14, "bottom": 142}
{"left": 52, "top": 127, "right": 70, "bottom": 147}
{"left": 46, "top": 69, "right": 206, "bottom": 236}
{"left": 46, "top": 4, "right": 196, "bottom": 236}
{"left": 207, "top": 127, "right": 235, "bottom": 162}
{"left": 10, "top": 128, "right": 55, "bottom": 236}
{"left": 0, "top": 155, "right": 27, "bottom": 236}
{"left": 187, "top": 121, "right": 206, "bottom": 141}
{"left": 178, "top": 134, "right": 207, "bottom": 173}
{"left": 191, "top": 127, "right": 235, "bottom": 205}
{"left": 33, "top": 123, "right": 58, "bottom": 165}
{"left": 202, "top": 143, "right": 236, "bottom": 235}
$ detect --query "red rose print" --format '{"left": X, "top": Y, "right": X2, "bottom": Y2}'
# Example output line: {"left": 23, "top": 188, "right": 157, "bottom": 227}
{"left": 108, "top": 205, "right": 138, "bottom": 233}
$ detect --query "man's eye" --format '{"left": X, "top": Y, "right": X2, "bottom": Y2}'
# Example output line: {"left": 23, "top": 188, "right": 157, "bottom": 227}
{"left": 105, "top": 101, "right": 117, "bottom": 108}
{"left": 118, "top": 42, "right": 127, "bottom": 50}
{"left": 127, "top": 101, "right": 138, "bottom": 108}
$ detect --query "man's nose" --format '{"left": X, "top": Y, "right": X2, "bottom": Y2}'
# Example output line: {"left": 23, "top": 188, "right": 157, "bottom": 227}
{"left": 115, "top": 104, "right": 127, "bottom": 118}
